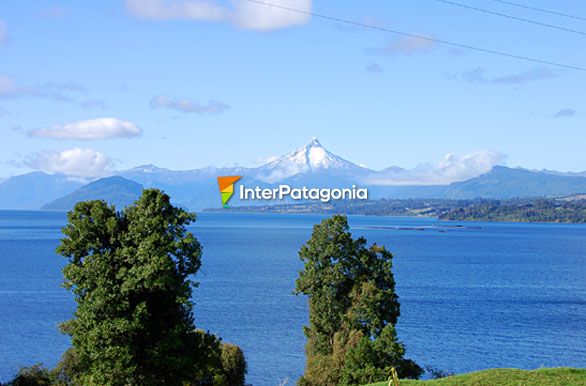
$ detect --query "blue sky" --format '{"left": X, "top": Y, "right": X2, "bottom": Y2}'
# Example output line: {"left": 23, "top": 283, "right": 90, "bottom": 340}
{"left": 0, "top": 0, "right": 585, "bottom": 178}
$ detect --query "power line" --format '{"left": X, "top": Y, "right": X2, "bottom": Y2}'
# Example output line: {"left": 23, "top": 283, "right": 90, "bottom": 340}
{"left": 435, "top": 0, "right": 586, "bottom": 36}
{"left": 485, "top": 0, "right": 586, "bottom": 22}
{"left": 243, "top": 0, "right": 586, "bottom": 72}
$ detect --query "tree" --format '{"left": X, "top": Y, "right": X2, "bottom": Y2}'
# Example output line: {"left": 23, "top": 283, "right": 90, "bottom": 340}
{"left": 56, "top": 189, "right": 244, "bottom": 385}
{"left": 295, "top": 215, "right": 422, "bottom": 386}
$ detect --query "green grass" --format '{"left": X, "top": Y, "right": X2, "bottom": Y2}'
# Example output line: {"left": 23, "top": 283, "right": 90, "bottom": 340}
{"left": 365, "top": 367, "right": 586, "bottom": 386}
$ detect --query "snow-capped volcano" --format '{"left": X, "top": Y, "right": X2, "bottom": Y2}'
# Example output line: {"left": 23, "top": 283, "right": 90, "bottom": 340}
{"left": 255, "top": 138, "right": 367, "bottom": 182}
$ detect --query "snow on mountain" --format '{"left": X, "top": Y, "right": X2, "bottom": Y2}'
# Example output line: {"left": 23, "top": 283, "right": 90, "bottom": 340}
{"left": 254, "top": 138, "right": 368, "bottom": 182}
{"left": 118, "top": 139, "right": 365, "bottom": 184}
{"left": 124, "top": 164, "right": 172, "bottom": 174}
{"left": 534, "top": 169, "right": 586, "bottom": 178}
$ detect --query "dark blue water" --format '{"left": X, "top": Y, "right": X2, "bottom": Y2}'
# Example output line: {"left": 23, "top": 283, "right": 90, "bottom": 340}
{"left": 0, "top": 211, "right": 585, "bottom": 385}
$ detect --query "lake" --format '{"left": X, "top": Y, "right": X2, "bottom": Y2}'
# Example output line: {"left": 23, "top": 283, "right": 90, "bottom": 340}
{"left": 0, "top": 211, "right": 585, "bottom": 385}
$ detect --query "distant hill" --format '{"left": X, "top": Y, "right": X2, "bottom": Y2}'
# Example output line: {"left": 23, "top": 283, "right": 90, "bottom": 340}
{"left": 560, "top": 194, "right": 586, "bottom": 201}
{"left": 441, "top": 166, "right": 586, "bottom": 199}
{"left": 41, "top": 176, "right": 143, "bottom": 211}
{"left": 0, "top": 172, "right": 82, "bottom": 209}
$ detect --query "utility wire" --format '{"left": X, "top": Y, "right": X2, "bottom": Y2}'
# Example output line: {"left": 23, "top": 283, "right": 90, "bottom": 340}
{"left": 243, "top": 0, "right": 586, "bottom": 72}
{"left": 434, "top": 0, "right": 586, "bottom": 36}
{"left": 485, "top": 0, "right": 586, "bottom": 22}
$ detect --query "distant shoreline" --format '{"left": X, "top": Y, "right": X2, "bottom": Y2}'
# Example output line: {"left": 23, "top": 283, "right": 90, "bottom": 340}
{"left": 0, "top": 197, "right": 586, "bottom": 224}
{"left": 204, "top": 196, "right": 586, "bottom": 224}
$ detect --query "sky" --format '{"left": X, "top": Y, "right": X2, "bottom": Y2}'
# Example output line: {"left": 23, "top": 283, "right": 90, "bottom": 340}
{"left": 0, "top": 0, "right": 585, "bottom": 179}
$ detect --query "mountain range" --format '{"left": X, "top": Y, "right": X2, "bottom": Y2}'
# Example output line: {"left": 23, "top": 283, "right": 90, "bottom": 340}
{"left": 41, "top": 176, "right": 144, "bottom": 211}
{"left": 2, "top": 138, "right": 586, "bottom": 211}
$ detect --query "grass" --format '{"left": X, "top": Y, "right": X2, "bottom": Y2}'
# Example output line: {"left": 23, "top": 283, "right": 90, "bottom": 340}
{"left": 365, "top": 367, "right": 586, "bottom": 386}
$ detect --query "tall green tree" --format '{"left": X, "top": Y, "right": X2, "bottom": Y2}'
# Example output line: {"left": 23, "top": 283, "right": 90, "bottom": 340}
{"left": 295, "top": 215, "right": 422, "bottom": 386}
{"left": 56, "top": 189, "right": 244, "bottom": 386}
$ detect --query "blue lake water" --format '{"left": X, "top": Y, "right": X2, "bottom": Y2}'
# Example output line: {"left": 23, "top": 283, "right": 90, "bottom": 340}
{"left": 0, "top": 211, "right": 585, "bottom": 385}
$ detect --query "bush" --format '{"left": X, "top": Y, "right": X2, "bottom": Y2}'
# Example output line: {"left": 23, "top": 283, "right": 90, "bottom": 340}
{"left": 7, "top": 364, "right": 52, "bottom": 386}
{"left": 424, "top": 365, "right": 455, "bottom": 379}
{"left": 51, "top": 348, "right": 81, "bottom": 386}
{"left": 188, "top": 331, "right": 248, "bottom": 386}
{"left": 221, "top": 343, "right": 247, "bottom": 386}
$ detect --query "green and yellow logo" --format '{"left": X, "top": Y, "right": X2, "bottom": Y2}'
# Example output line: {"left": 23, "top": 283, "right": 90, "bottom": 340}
{"left": 217, "top": 176, "right": 241, "bottom": 208}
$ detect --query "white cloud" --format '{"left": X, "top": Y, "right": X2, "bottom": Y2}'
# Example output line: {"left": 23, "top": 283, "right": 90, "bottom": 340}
{"left": 150, "top": 95, "right": 229, "bottom": 114}
{"left": 126, "top": 0, "right": 228, "bottom": 21}
{"left": 231, "top": 0, "right": 311, "bottom": 30}
{"left": 26, "top": 148, "right": 114, "bottom": 177}
{"left": 253, "top": 155, "right": 279, "bottom": 165}
{"left": 366, "top": 150, "right": 507, "bottom": 186}
{"left": 125, "top": 0, "right": 311, "bottom": 30}
{"left": 0, "top": 21, "right": 6, "bottom": 43}
{"left": 29, "top": 118, "right": 142, "bottom": 140}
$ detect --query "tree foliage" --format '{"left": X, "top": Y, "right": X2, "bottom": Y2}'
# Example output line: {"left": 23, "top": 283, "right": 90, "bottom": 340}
{"left": 6, "top": 365, "right": 52, "bottom": 386}
{"left": 56, "top": 189, "right": 246, "bottom": 386}
{"left": 220, "top": 344, "right": 247, "bottom": 386}
{"left": 295, "top": 215, "right": 422, "bottom": 386}
{"left": 52, "top": 348, "right": 81, "bottom": 385}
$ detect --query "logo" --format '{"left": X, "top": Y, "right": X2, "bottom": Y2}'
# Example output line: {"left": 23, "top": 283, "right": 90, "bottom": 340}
{"left": 217, "top": 176, "right": 241, "bottom": 208}
{"left": 217, "top": 175, "right": 368, "bottom": 208}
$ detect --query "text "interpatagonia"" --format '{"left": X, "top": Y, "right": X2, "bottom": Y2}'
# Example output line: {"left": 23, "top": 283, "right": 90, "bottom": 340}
{"left": 240, "top": 184, "right": 368, "bottom": 203}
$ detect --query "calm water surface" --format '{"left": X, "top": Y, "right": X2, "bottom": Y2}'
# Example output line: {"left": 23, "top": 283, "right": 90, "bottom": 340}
{"left": 0, "top": 211, "right": 585, "bottom": 385}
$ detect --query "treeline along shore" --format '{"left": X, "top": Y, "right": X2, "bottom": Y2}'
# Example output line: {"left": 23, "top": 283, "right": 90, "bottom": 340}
{"left": 208, "top": 196, "right": 586, "bottom": 224}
